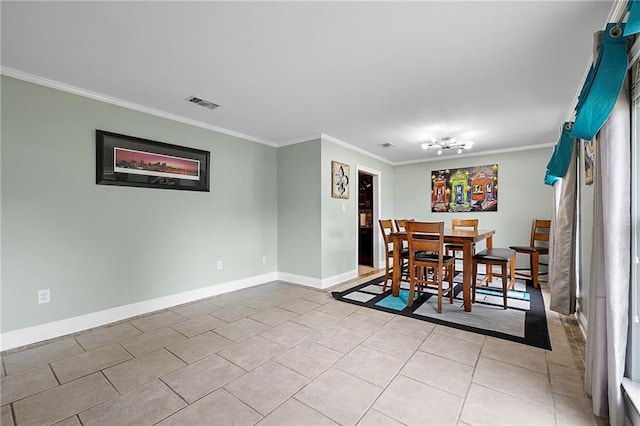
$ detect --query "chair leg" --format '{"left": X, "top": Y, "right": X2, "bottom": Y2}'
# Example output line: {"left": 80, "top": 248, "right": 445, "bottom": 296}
{"left": 448, "top": 263, "right": 454, "bottom": 304}
{"left": 531, "top": 251, "right": 539, "bottom": 288}
{"left": 436, "top": 267, "right": 442, "bottom": 314}
{"left": 509, "top": 254, "right": 516, "bottom": 290}
{"left": 408, "top": 269, "right": 415, "bottom": 308}
{"left": 472, "top": 259, "right": 478, "bottom": 303}
{"left": 382, "top": 256, "right": 390, "bottom": 292}
{"left": 501, "top": 264, "right": 508, "bottom": 309}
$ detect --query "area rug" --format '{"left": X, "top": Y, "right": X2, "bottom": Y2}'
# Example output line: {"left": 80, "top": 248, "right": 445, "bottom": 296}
{"left": 332, "top": 273, "right": 551, "bottom": 350}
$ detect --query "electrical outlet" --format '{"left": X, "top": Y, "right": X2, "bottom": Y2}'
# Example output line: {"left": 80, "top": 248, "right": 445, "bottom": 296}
{"left": 38, "top": 289, "right": 50, "bottom": 304}
{"left": 216, "top": 260, "right": 223, "bottom": 270}
{"left": 262, "top": 256, "right": 267, "bottom": 264}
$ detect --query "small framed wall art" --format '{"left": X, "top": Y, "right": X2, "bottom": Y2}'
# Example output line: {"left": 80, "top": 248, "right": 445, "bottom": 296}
{"left": 331, "top": 160, "right": 350, "bottom": 199}
{"left": 96, "top": 130, "right": 210, "bottom": 192}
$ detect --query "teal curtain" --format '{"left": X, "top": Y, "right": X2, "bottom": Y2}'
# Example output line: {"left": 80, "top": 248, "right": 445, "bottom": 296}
{"left": 571, "top": 23, "right": 628, "bottom": 140}
{"left": 624, "top": 0, "right": 640, "bottom": 36}
{"left": 545, "top": 122, "right": 576, "bottom": 185}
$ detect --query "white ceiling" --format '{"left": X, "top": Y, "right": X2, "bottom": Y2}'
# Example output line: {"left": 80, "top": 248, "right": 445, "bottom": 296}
{"left": 1, "top": 1, "right": 614, "bottom": 164}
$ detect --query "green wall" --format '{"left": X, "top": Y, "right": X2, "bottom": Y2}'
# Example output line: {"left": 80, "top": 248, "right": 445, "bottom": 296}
{"left": 320, "top": 137, "right": 395, "bottom": 279}
{"left": 277, "top": 140, "right": 322, "bottom": 279}
{"left": 1, "top": 76, "right": 278, "bottom": 332}
{"left": 394, "top": 148, "right": 554, "bottom": 254}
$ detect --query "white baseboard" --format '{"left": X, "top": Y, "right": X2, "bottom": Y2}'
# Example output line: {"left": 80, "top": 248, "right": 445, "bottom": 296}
{"left": 277, "top": 269, "right": 358, "bottom": 290}
{"left": 0, "top": 272, "right": 277, "bottom": 351}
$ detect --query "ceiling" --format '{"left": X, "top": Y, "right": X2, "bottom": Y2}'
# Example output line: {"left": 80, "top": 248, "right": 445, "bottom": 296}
{"left": 1, "top": 1, "right": 614, "bottom": 164}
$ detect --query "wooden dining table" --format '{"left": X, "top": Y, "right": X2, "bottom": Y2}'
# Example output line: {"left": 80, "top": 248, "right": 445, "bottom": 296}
{"left": 390, "top": 228, "right": 495, "bottom": 312}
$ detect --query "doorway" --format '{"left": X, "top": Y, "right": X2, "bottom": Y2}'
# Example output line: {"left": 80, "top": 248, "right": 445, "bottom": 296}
{"left": 358, "top": 172, "right": 375, "bottom": 274}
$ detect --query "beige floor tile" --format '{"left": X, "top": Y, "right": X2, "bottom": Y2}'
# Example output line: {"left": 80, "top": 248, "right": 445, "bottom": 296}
{"left": 225, "top": 361, "right": 309, "bottom": 415}
{"left": 299, "top": 291, "right": 334, "bottom": 305}
{"left": 291, "top": 310, "right": 341, "bottom": 330}
{"left": 373, "top": 375, "right": 462, "bottom": 425}
{"left": 481, "top": 337, "right": 548, "bottom": 374}
{"left": 273, "top": 341, "right": 343, "bottom": 379}
{"left": 53, "top": 416, "right": 81, "bottom": 426}
{"left": 1, "top": 359, "right": 5, "bottom": 377}
{"left": 337, "top": 312, "right": 389, "bottom": 335}
{"left": 362, "top": 329, "right": 423, "bottom": 360}
{"left": 249, "top": 307, "right": 299, "bottom": 326}
{"left": 3, "top": 338, "right": 84, "bottom": 375}
{"left": 277, "top": 298, "right": 321, "bottom": 314}
{"left": 401, "top": 351, "right": 473, "bottom": 397}
{"left": 211, "top": 304, "right": 259, "bottom": 322}
{"left": 78, "top": 380, "right": 185, "bottom": 425}
{"left": 310, "top": 326, "right": 369, "bottom": 354}
{"left": 51, "top": 344, "right": 132, "bottom": 383}
{"left": 214, "top": 317, "right": 271, "bottom": 343}
{"left": 296, "top": 368, "right": 382, "bottom": 426}
{"left": 0, "top": 364, "right": 58, "bottom": 404}
{"left": 431, "top": 325, "right": 486, "bottom": 345}
{"left": 549, "top": 363, "right": 587, "bottom": 399}
{"left": 170, "top": 300, "right": 220, "bottom": 318}
{"left": 1, "top": 405, "right": 14, "bottom": 426}
{"left": 119, "top": 327, "right": 186, "bottom": 357}
{"left": 13, "top": 373, "right": 117, "bottom": 425}
{"left": 316, "top": 300, "right": 361, "bottom": 318}
{"left": 355, "top": 306, "right": 396, "bottom": 322}
{"left": 260, "top": 321, "right": 317, "bottom": 347}
{"left": 161, "top": 354, "right": 245, "bottom": 403}
{"left": 382, "top": 315, "right": 436, "bottom": 340}
{"left": 103, "top": 348, "right": 186, "bottom": 393}
{"left": 460, "top": 383, "right": 555, "bottom": 425}
{"left": 165, "top": 331, "right": 235, "bottom": 363}
{"left": 358, "top": 409, "right": 406, "bottom": 426}
{"left": 257, "top": 398, "right": 338, "bottom": 426}
{"left": 206, "top": 292, "right": 246, "bottom": 308}
{"left": 419, "top": 332, "right": 483, "bottom": 367}
{"left": 334, "top": 345, "right": 405, "bottom": 388}
{"left": 218, "top": 335, "right": 287, "bottom": 370}
{"left": 129, "top": 311, "right": 188, "bottom": 332}
{"left": 74, "top": 323, "right": 142, "bottom": 351}
{"left": 546, "top": 346, "right": 579, "bottom": 370}
{"left": 554, "top": 393, "right": 597, "bottom": 426}
{"left": 170, "top": 314, "right": 227, "bottom": 337}
{"left": 473, "top": 357, "right": 553, "bottom": 407}
{"left": 157, "top": 388, "right": 261, "bottom": 426}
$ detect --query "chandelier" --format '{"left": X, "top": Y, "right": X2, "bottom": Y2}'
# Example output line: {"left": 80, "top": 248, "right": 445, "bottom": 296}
{"left": 421, "top": 137, "right": 474, "bottom": 155}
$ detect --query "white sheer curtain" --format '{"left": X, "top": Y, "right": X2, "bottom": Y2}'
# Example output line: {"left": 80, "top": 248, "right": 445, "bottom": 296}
{"left": 585, "top": 78, "right": 631, "bottom": 426}
{"left": 549, "top": 142, "right": 577, "bottom": 315}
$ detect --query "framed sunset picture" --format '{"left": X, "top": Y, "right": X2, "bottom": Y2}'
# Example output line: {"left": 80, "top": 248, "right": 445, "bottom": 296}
{"left": 96, "top": 130, "right": 210, "bottom": 191}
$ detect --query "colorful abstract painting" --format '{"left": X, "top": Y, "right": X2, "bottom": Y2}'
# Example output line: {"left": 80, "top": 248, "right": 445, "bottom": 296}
{"left": 431, "top": 164, "right": 498, "bottom": 212}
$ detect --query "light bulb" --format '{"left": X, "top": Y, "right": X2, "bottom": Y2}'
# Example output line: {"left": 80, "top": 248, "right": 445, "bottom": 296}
{"left": 437, "top": 149, "right": 443, "bottom": 155}
{"left": 457, "top": 148, "right": 463, "bottom": 154}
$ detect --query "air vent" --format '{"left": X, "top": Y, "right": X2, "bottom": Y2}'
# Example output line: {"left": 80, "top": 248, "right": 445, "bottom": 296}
{"left": 186, "top": 96, "right": 220, "bottom": 110}
{"left": 380, "top": 142, "right": 396, "bottom": 148}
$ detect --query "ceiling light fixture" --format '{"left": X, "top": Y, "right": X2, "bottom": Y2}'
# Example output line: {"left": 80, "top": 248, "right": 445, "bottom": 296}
{"left": 421, "top": 137, "right": 474, "bottom": 154}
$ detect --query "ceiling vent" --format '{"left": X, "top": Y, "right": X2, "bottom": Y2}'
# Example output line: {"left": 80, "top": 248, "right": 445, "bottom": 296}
{"left": 380, "top": 142, "right": 396, "bottom": 148}
{"left": 186, "top": 96, "right": 220, "bottom": 110}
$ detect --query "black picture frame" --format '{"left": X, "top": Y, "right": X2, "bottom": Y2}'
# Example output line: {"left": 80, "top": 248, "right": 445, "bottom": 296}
{"left": 96, "top": 130, "right": 210, "bottom": 192}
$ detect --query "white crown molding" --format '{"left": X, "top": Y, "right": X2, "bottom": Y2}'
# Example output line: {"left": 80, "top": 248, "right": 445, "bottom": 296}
{"left": 0, "top": 67, "right": 278, "bottom": 148}
{"left": 0, "top": 272, "right": 277, "bottom": 351}
{"left": 394, "top": 142, "right": 556, "bottom": 166}
{"left": 277, "top": 134, "right": 323, "bottom": 147}
{"left": 321, "top": 133, "right": 394, "bottom": 165}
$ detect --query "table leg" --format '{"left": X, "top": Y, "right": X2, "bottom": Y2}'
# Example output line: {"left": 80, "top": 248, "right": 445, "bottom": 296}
{"left": 462, "top": 242, "right": 473, "bottom": 312}
{"left": 392, "top": 237, "right": 400, "bottom": 297}
{"left": 486, "top": 235, "right": 494, "bottom": 282}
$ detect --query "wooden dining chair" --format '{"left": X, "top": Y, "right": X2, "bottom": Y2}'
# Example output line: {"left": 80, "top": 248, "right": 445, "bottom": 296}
{"left": 405, "top": 221, "right": 455, "bottom": 313}
{"left": 445, "top": 218, "right": 479, "bottom": 273}
{"left": 394, "top": 219, "right": 413, "bottom": 232}
{"left": 379, "top": 219, "right": 409, "bottom": 291}
{"left": 509, "top": 219, "right": 551, "bottom": 288}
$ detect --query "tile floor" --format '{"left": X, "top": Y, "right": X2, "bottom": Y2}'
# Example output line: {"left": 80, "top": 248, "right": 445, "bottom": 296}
{"left": 1, "top": 272, "right": 605, "bottom": 425}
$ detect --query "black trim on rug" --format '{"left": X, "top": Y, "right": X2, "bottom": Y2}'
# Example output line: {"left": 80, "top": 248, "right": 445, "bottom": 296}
{"left": 332, "top": 276, "right": 552, "bottom": 350}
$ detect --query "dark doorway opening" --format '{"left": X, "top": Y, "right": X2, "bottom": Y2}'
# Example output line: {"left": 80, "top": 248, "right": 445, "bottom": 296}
{"left": 358, "top": 172, "right": 374, "bottom": 267}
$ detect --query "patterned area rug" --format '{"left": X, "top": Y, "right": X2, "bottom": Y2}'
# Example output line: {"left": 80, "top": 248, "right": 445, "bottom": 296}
{"left": 332, "top": 272, "right": 551, "bottom": 350}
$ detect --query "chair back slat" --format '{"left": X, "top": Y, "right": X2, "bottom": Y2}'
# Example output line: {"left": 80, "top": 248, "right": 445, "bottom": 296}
{"left": 452, "top": 218, "right": 478, "bottom": 232}
{"left": 406, "top": 221, "right": 444, "bottom": 256}
{"left": 394, "top": 219, "right": 414, "bottom": 232}
{"left": 379, "top": 219, "right": 395, "bottom": 246}
{"left": 530, "top": 219, "right": 551, "bottom": 246}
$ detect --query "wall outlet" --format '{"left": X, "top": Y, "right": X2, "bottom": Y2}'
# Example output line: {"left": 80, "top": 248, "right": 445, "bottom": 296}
{"left": 38, "top": 289, "right": 50, "bottom": 304}
{"left": 216, "top": 260, "right": 223, "bottom": 270}
{"left": 262, "top": 256, "right": 267, "bottom": 264}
